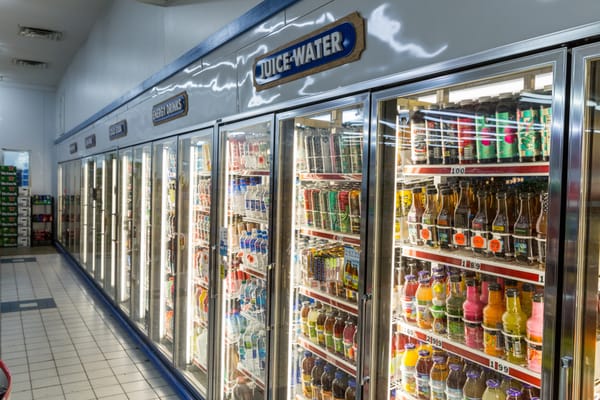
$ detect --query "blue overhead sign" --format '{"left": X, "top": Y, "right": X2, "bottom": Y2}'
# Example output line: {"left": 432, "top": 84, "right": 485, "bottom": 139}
{"left": 109, "top": 120, "right": 127, "bottom": 141}
{"left": 253, "top": 12, "right": 365, "bottom": 91}
{"left": 152, "top": 92, "right": 189, "bottom": 126}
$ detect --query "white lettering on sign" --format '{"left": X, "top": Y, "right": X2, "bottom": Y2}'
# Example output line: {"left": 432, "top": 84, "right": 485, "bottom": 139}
{"left": 152, "top": 93, "right": 187, "bottom": 125}
{"left": 257, "top": 31, "right": 344, "bottom": 81}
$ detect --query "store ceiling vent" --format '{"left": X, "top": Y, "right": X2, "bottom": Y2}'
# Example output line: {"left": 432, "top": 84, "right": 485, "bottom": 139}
{"left": 135, "top": 0, "right": 173, "bottom": 6}
{"left": 18, "top": 26, "right": 63, "bottom": 41}
{"left": 12, "top": 58, "right": 49, "bottom": 69}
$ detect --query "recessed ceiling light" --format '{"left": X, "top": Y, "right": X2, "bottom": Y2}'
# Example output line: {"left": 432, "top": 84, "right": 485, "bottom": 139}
{"left": 12, "top": 58, "right": 48, "bottom": 69}
{"left": 18, "top": 26, "right": 63, "bottom": 41}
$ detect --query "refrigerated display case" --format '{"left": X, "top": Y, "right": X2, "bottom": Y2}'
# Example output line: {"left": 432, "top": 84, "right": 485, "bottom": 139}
{"left": 274, "top": 98, "right": 369, "bottom": 400}
{"left": 58, "top": 161, "right": 82, "bottom": 257}
{"left": 118, "top": 149, "right": 133, "bottom": 315}
{"left": 131, "top": 144, "right": 152, "bottom": 333}
{"left": 176, "top": 129, "right": 213, "bottom": 396}
{"left": 217, "top": 117, "right": 273, "bottom": 399}
{"left": 150, "top": 138, "right": 178, "bottom": 357}
{"left": 372, "top": 50, "right": 566, "bottom": 400}
{"left": 81, "top": 157, "right": 96, "bottom": 275}
{"left": 93, "top": 154, "right": 106, "bottom": 286}
{"left": 104, "top": 151, "right": 118, "bottom": 300}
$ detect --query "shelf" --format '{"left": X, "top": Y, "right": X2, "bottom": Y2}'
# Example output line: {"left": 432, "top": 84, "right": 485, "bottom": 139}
{"left": 194, "top": 277, "right": 209, "bottom": 289}
{"left": 298, "top": 173, "right": 362, "bottom": 182}
{"left": 231, "top": 169, "right": 270, "bottom": 177}
{"left": 192, "top": 358, "right": 208, "bottom": 373}
{"left": 400, "top": 245, "right": 545, "bottom": 285}
{"left": 240, "top": 263, "right": 267, "bottom": 281}
{"left": 401, "top": 162, "right": 549, "bottom": 177}
{"left": 193, "top": 204, "right": 211, "bottom": 213}
{"left": 240, "top": 310, "right": 265, "bottom": 326}
{"left": 193, "top": 238, "right": 210, "bottom": 247}
{"left": 237, "top": 364, "right": 266, "bottom": 391}
{"left": 298, "top": 226, "right": 361, "bottom": 246}
{"left": 194, "top": 316, "right": 208, "bottom": 328}
{"left": 297, "top": 335, "right": 357, "bottom": 376}
{"left": 298, "top": 286, "right": 358, "bottom": 316}
{"left": 396, "top": 320, "right": 541, "bottom": 388}
{"left": 243, "top": 216, "right": 269, "bottom": 225}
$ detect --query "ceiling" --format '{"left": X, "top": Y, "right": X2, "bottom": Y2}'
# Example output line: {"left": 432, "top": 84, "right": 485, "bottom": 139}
{"left": 0, "top": 0, "right": 113, "bottom": 89}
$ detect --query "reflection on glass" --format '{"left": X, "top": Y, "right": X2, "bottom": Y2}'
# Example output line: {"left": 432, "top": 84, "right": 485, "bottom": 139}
{"left": 118, "top": 150, "right": 133, "bottom": 315}
{"left": 104, "top": 153, "right": 118, "bottom": 299}
{"left": 94, "top": 155, "right": 105, "bottom": 285}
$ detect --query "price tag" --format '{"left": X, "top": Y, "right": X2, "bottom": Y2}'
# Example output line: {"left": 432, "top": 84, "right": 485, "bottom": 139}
{"left": 402, "top": 325, "right": 415, "bottom": 337}
{"left": 426, "top": 334, "right": 443, "bottom": 348}
{"left": 450, "top": 167, "right": 466, "bottom": 175}
{"left": 489, "top": 359, "right": 510, "bottom": 374}
{"left": 538, "top": 274, "right": 545, "bottom": 284}
{"left": 470, "top": 261, "right": 481, "bottom": 270}
{"left": 460, "top": 259, "right": 467, "bottom": 268}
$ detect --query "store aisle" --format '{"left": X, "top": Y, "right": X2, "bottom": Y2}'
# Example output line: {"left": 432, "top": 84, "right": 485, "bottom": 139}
{"left": 0, "top": 248, "right": 180, "bottom": 400}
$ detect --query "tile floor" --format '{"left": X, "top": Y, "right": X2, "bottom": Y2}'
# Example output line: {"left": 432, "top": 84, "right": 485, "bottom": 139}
{"left": 0, "top": 249, "right": 181, "bottom": 400}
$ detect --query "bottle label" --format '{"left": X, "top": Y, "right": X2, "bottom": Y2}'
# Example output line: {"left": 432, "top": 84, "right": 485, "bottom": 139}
{"left": 417, "top": 300, "right": 433, "bottom": 326}
{"left": 489, "top": 232, "right": 513, "bottom": 257}
{"left": 453, "top": 228, "right": 468, "bottom": 247}
{"left": 483, "top": 324, "right": 504, "bottom": 356}
{"left": 411, "top": 122, "right": 427, "bottom": 163}
{"left": 518, "top": 107, "right": 541, "bottom": 159}
{"left": 445, "top": 387, "right": 463, "bottom": 400}
{"left": 442, "top": 119, "right": 459, "bottom": 164}
{"left": 421, "top": 225, "right": 435, "bottom": 246}
{"left": 463, "top": 320, "right": 484, "bottom": 348}
{"left": 526, "top": 337, "right": 543, "bottom": 372}
{"left": 402, "top": 297, "right": 417, "bottom": 322}
{"left": 417, "top": 373, "right": 431, "bottom": 398}
{"left": 334, "top": 336, "right": 344, "bottom": 355}
{"left": 496, "top": 111, "right": 518, "bottom": 160}
{"left": 432, "top": 314, "right": 447, "bottom": 334}
{"left": 321, "top": 390, "right": 333, "bottom": 400}
{"left": 458, "top": 117, "right": 475, "bottom": 162}
{"left": 503, "top": 331, "right": 526, "bottom": 359}
{"left": 325, "top": 332, "right": 334, "bottom": 350}
{"left": 513, "top": 234, "right": 534, "bottom": 262}
{"left": 437, "top": 226, "right": 452, "bottom": 248}
{"left": 430, "top": 380, "right": 446, "bottom": 400}
{"left": 476, "top": 115, "right": 497, "bottom": 162}
{"left": 471, "top": 231, "right": 488, "bottom": 250}
{"left": 446, "top": 312, "right": 464, "bottom": 339}
{"left": 402, "top": 368, "right": 417, "bottom": 394}
{"left": 408, "top": 222, "right": 421, "bottom": 245}
{"left": 302, "top": 374, "right": 312, "bottom": 398}
{"left": 541, "top": 106, "right": 552, "bottom": 159}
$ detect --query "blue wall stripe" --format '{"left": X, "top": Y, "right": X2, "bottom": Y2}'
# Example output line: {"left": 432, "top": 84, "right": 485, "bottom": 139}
{"left": 55, "top": 0, "right": 301, "bottom": 145}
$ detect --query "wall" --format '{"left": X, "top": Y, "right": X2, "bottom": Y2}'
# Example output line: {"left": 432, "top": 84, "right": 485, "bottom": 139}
{"left": 0, "top": 83, "right": 56, "bottom": 196}
{"left": 56, "top": 0, "right": 261, "bottom": 136}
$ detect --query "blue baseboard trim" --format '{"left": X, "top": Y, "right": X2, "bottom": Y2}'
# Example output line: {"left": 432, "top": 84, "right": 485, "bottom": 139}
{"left": 54, "top": 242, "right": 203, "bottom": 400}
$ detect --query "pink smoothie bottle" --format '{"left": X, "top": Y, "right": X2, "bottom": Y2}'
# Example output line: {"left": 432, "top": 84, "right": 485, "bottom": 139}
{"left": 526, "top": 293, "right": 544, "bottom": 373}
{"left": 463, "top": 279, "right": 484, "bottom": 349}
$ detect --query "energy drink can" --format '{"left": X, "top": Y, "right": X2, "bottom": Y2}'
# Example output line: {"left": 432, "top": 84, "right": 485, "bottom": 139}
{"left": 320, "top": 134, "right": 333, "bottom": 173}
{"left": 311, "top": 135, "right": 324, "bottom": 173}
{"left": 311, "top": 189, "right": 323, "bottom": 229}
{"left": 319, "top": 190, "right": 331, "bottom": 231}
{"left": 303, "top": 189, "right": 314, "bottom": 227}
{"left": 330, "top": 134, "right": 343, "bottom": 173}
{"left": 341, "top": 134, "right": 353, "bottom": 174}
{"left": 348, "top": 133, "right": 363, "bottom": 173}
{"left": 328, "top": 190, "right": 340, "bottom": 232}
{"left": 349, "top": 189, "right": 361, "bottom": 235}
{"left": 338, "top": 190, "right": 351, "bottom": 233}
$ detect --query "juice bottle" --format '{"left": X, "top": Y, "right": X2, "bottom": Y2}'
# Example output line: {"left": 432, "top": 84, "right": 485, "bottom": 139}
{"left": 320, "top": 364, "right": 335, "bottom": 400}
{"left": 490, "top": 192, "right": 514, "bottom": 261}
{"left": 471, "top": 190, "right": 491, "bottom": 257}
{"left": 421, "top": 186, "right": 439, "bottom": 248}
{"left": 446, "top": 274, "right": 465, "bottom": 342}
{"left": 499, "top": 376, "right": 522, "bottom": 395}
{"left": 332, "top": 371, "right": 348, "bottom": 400}
{"left": 401, "top": 343, "right": 419, "bottom": 395}
{"left": 454, "top": 181, "right": 475, "bottom": 250}
{"left": 308, "top": 304, "right": 320, "bottom": 343}
{"left": 458, "top": 99, "right": 476, "bottom": 164}
{"left": 402, "top": 274, "right": 418, "bottom": 323}
{"left": 343, "top": 317, "right": 357, "bottom": 361}
{"left": 301, "top": 301, "right": 311, "bottom": 336}
{"left": 463, "top": 279, "right": 484, "bottom": 349}
{"left": 344, "top": 377, "right": 356, "bottom": 400}
{"left": 333, "top": 315, "right": 346, "bottom": 356}
{"left": 526, "top": 293, "right": 544, "bottom": 373}
{"left": 506, "top": 388, "right": 523, "bottom": 400}
{"left": 513, "top": 192, "right": 536, "bottom": 265}
{"left": 520, "top": 384, "right": 540, "bottom": 400}
{"left": 311, "top": 359, "right": 325, "bottom": 400}
{"left": 352, "top": 329, "right": 358, "bottom": 365}
{"left": 445, "top": 363, "right": 466, "bottom": 400}
{"left": 483, "top": 283, "right": 505, "bottom": 357}
{"left": 441, "top": 102, "right": 460, "bottom": 165}
{"left": 415, "top": 349, "right": 433, "bottom": 399}
{"left": 502, "top": 288, "right": 527, "bottom": 365}
{"left": 324, "top": 311, "right": 337, "bottom": 353}
{"left": 301, "top": 351, "right": 316, "bottom": 398}
{"left": 316, "top": 306, "right": 328, "bottom": 347}
{"left": 437, "top": 187, "right": 455, "bottom": 250}
{"left": 520, "top": 284, "right": 534, "bottom": 318}
{"left": 411, "top": 106, "right": 427, "bottom": 164}
{"left": 408, "top": 187, "right": 425, "bottom": 246}
{"left": 431, "top": 273, "right": 447, "bottom": 334}
{"left": 482, "top": 379, "right": 506, "bottom": 400}
{"left": 495, "top": 92, "right": 518, "bottom": 163}
{"left": 463, "top": 369, "right": 486, "bottom": 400}
{"left": 429, "top": 355, "right": 448, "bottom": 400}
{"left": 416, "top": 271, "right": 433, "bottom": 329}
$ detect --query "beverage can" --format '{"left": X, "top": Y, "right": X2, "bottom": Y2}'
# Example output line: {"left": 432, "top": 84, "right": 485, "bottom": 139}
{"left": 319, "top": 190, "right": 331, "bottom": 231}
{"left": 441, "top": 103, "right": 460, "bottom": 164}
{"left": 426, "top": 104, "right": 443, "bottom": 164}
{"left": 348, "top": 132, "right": 363, "bottom": 174}
{"left": 349, "top": 189, "right": 361, "bottom": 235}
{"left": 457, "top": 100, "right": 476, "bottom": 164}
{"left": 330, "top": 134, "right": 343, "bottom": 173}
{"left": 539, "top": 85, "right": 553, "bottom": 161}
{"left": 328, "top": 190, "right": 340, "bottom": 232}
{"left": 304, "top": 133, "right": 316, "bottom": 172}
{"left": 311, "top": 134, "right": 324, "bottom": 173}
{"left": 496, "top": 92, "right": 519, "bottom": 162}
{"left": 338, "top": 190, "right": 351, "bottom": 233}
{"left": 319, "top": 134, "right": 333, "bottom": 173}
{"left": 475, "top": 96, "right": 497, "bottom": 163}
{"left": 312, "top": 189, "right": 323, "bottom": 229}
{"left": 341, "top": 134, "right": 354, "bottom": 174}
{"left": 517, "top": 92, "right": 541, "bottom": 162}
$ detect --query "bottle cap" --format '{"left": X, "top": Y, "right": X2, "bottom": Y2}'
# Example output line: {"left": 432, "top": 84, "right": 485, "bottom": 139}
{"left": 488, "top": 282, "right": 501, "bottom": 291}
{"left": 449, "top": 363, "right": 462, "bottom": 371}
{"left": 324, "top": 364, "right": 335, "bottom": 373}
{"left": 486, "top": 379, "right": 500, "bottom": 388}
{"left": 432, "top": 355, "right": 445, "bottom": 363}
{"left": 412, "top": 187, "right": 423, "bottom": 194}
{"left": 304, "top": 351, "right": 312, "bottom": 357}
{"left": 506, "top": 288, "right": 518, "bottom": 297}
{"left": 506, "top": 388, "right": 523, "bottom": 397}
{"left": 522, "top": 283, "right": 534, "bottom": 292}
{"left": 466, "top": 369, "right": 480, "bottom": 379}
{"left": 315, "top": 359, "right": 325, "bottom": 366}
{"left": 334, "top": 371, "right": 345, "bottom": 380}
{"left": 405, "top": 274, "right": 416, "bottom": 281}
{"left": 449, "top": 274, "right": 461, "bottom": 282}
{"left": 418, "top": 349, "right": 430, "bottom": 357}
{"left": 404, "top": 343, "right": 416, "bottom": 350}
{"left": 347, "top": 378, "right": 356, "bottom": 388}
{"left": 533, "top": 292, "right": 544, "bottom": 302}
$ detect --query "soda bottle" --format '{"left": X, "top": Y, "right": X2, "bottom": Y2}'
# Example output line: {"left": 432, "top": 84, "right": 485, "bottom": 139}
{"left": 441, "top": 102, "right": 460, "bottom": 165}
{"left": 463, "top": 369, "right": 486, "bottom": 399}
{"left": 502, "top": 288, "right": 527, "bottom": 365}
{"left": 402, "top": 274, "right": 419, "bottom": 323}
{"left": 535, "top": 191, "right": 548, "bottom": 269}
{"left": 463, "top": 280, "right": 484, "bottom": 349}
{"left": 483, "top": 283, "right": 505, "bottom": 357}
{"left": 446, "top": 274, "right": 465, "bottom": 342}
{"left": 437, "top": 187, "right": 455, "bottom": 250}
{"left": 520, "top": 284, "right": 534, "bottom": 318}
{"left": 324, "top": 311, "right": 337, "bottom": 353}
{"left": 472, "top": 190, "right": 492, "bottom": 257}
{"left": 482, "top": 379, "right": 506, "bottom": 400}
{"left": 415, "top": 349, "right": 433, "bottom": 399}
{"left": 495, "top": 92, "right": 518, "bottom": 163}
{"left": 343, "top": 317, "right": 356, "bottom": 361}
{"left": 408, "top": 187, "right": 425, "bottom": 246}
{"left": 454, "top": 181, "right": 475, "bottom": 250}
{"left": 308, "top": 304, "right": 320, "bottom": 343}
{"left": 513, "top": 192, "right": 536, "bottom": 264}
{"left": 426, "top": 104, "right": 443, "bottom": 164}
{"left": 332, "top": 370, "right": 348, "bottom": 400}
{"left": 517, "top": 93, "right": 541, "bottom": 162}
{"left": 489, "top": 191, "right": 514, "bottom": 260}
{"left": 526, "top": 293, "right": 544, "bottom": 373}
{"left": 429, "top": 354, "right": 448, "bottom": 400}
{"left": 520, "top": 383, "right": 540, "bottom": 400}
{"left": 499, "top": 376, "right": 522, "bottom": 395}
{"left": 311, "top": 359, "right": 325, "bottom": 400}
{"left": 333, "top": 315, "right": 346, "bottom": 356}
{"left": 321, "top": 364, "right": 335, "bottom": 400}
{"left": 431, "top": 273, "right": 447, "bottom": 334}
{"left": 475, "top": 96, "right": 497, "bottom": 164}
{"left": 458, "top": 99, "right": 476, "bottom": 164}
{"left": 421, "top": 186, "right": 439, "bottom": 248}
{"left": 344, "top": 377, "right": 356, "bottom": 400}
{"left": 402, "top": 342, "right": 419, "bottom": 395}
{"left": 445, "top": 363, "right": 466, "bottom": 400}
{"left": 301, "top": 351, "right": 316, "bottom": 398}
{"left": 411, "top": 106, "right": 427, "bottom": 164}
{"left": 416, "top": 271, "right": 433, "bottom": 329}
{"left": 539, "top": 85, "right": 553, "bottom": 162}
{"left": 506, "top": 388, "right": 523, "bottom": 400}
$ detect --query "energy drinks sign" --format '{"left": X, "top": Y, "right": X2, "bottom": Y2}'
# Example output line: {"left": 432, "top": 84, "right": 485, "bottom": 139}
{"left": 152, "top": 91, "right": 189, "bottom": 126}
{"left": 253, "top": 12, "right": 365, "bottom": 91}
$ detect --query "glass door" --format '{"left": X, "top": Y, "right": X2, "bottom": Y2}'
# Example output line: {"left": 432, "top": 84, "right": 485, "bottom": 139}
{"left": 217, "top": 116, "right": 273, "bottom": 399}
{"left": 94, "top": 154, "right": 106, "bottom": 286}
{"left": 131, "top": 144, "right": 152, "bottom": 333}
{"left": 118, "top": 148, "right": 134, "bottom": 315}
{"left": 70, "top": 161, "right": 82, "bottom": 258}
{"left": 104, "top": 151, "right": 118, "bottom": 300}
{"left": 372, "top": 50, "right": 566, "bottom": 400}
{"left": 150, "top": 138, "right": 178, "bottom": 358}
{"left": 274, "top": 98, "right": 370, "bottom": 400}
{"left": 58, "top": 164, "right": 64, "bottom": 245}
{"left": 82, "top": 157, "right": 96, "bottom": 275}
{"left": 176, "top": 129, "right": 214, "bottom": 396}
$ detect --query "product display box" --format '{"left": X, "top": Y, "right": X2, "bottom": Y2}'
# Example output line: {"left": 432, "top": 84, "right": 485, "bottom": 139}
{"left": 18, "top": 207, "right": 30, "bottom": 217}
{"left": 0, "top": 195, "right": 17, "bottom": 206}
{"left": 0, "top": 205, "right": 18, "bottom": 216}
{"left": 17, "top": 226, "right": 30, "bottom": 237}
{"left": 17, "top": 196, "right": 29, "bottom": 207}
{"left": 0, "top": 215, "right": 17, "bottom": 224}
{"left": 0, "top": 175, "right": 17, "bottom": 184}
{"left": 0, "top": 185, "right": 17, "bottom": 195}
{"left": 18, "top": 187, "right": 29, "bottom": 196}
{"left": 1, "top": 225, "right": 17, "bottom": 236}
{"left": 17, "top": 237, "right": 30, "bottom": 247}
{"left": 17, "top": 216, "right": 29, "bottom": 226}
{"left": 0, "top": 166, "right": 17, "bottom": 175}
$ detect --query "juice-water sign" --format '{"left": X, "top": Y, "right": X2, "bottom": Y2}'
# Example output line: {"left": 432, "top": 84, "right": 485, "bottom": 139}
{"left": 253, "top": 12, "right": 365, "bottom": 91}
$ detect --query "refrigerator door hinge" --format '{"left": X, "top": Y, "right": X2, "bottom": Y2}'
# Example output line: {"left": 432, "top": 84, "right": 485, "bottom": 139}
{"left": 361, "top": 293, "right": 372, "bottom": 301}
{"left": 361, "top": 375, "right": 370, "bottom": 385}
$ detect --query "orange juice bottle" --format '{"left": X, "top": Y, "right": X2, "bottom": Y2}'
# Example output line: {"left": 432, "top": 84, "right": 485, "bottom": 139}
{"left": 401, "top": 343, "right": 419, "bottom": 395}
{"left": 416, "top": 271, "right": 433, "bottom": 329}
{"left": 482, "top": 282, "right": 505, "bottom": 357}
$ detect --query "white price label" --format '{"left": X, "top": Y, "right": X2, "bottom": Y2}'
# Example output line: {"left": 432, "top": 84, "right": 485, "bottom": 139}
{"left": 426, "top": 334, "right": 443, "bottom": 348}
{"left": 402, "top": 326, "right": 415, "bottom": 337}
{"left": 450, "top": 167, "right": 466, "bottom": 175}
{"left": 489, "top": 359, "right": 510, "bottom": 374}
{"left": 539, "top": 274, "right": 545, "bottom": 284}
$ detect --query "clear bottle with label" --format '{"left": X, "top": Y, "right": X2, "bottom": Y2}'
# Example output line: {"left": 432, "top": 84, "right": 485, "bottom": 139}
{"left": 401, "top": 342, "right": 419, "bottom": 395}
{"left": 513, "top": 192, "right": 536, "bottom": 265}
{"left": 502, "top": 288, "right": 527, "bottom": 365}
{"left": 442, "top": 102, "right": 460, "bottom": 164}
{"left": 320, "top": 364, "right": 335, "bottom": 400}
{"left": 421, "top": 186, "right": 439, "bottom": 248}
{"left": 415, "top": 349, "right": 433, "bottom": 399}
{"left": 483, "top": 282, "right": 505, "bottom": 357}
{"left": 429, "top": 354, "right": 448, "bottom": 400}
{"left": 472, "top": 190, "right": 491, "bottom": 257}
{"left": 526, "top": 293, "right": 544, "bottom": 373}
{"left": 431, "top": 273, "right": 447, "bottom": 335}
{"left": 445, "top": 363, "right": 466, "bottom": 400}
{"left": 416, "top": 271, "right": 433, "bottom": 329}
{"left": 446, "top": 274, "right": 465, "bottom": 342}
{"left": 482, "top": 378, "right": 506, "bottom": 400}
{"left": 408, "top": 187, "right": 425, "bottom": 246}
{"left": 454, "top": 181, "right": 475, "bottom": 250}
{"left": 535, "top": 191, "right": 548, "bottom": 269}
{"left": 411, "top": 106, "right": 427, "bottom": 164}
{"left": 311, "top": 359, "right": 325, "bottom": 400}
{"left": 463, "top": 279, "right": 484, "bottom": 350}
{"left": 437, "top": 187, "right": 455, "bottom": 250}
{"left": 463, "top": 369, "right": 486, "bottom": 400}
{"left": 489, "top": 192, "right": 514, "bottom": 260}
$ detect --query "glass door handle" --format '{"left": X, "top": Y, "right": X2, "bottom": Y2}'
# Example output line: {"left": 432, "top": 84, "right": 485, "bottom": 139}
{"left": 559, "top": 355, "right": 573, "bottom": 400}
